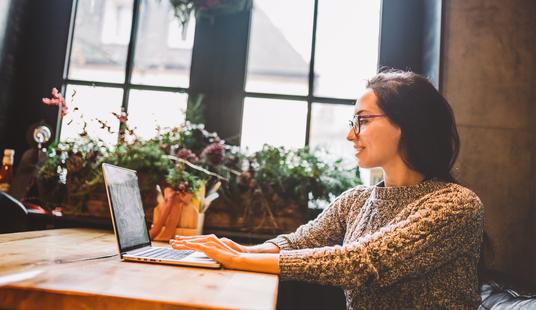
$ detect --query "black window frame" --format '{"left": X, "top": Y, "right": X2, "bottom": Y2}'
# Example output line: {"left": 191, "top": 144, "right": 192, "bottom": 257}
{"left": 59, "top": 0, "right": 193, "bottom": 140}
{"left": 242, "top": 0, "right": 359, "bottom": 148}
{"left": 58, "top": 0, "right": 442, "bottom": 146}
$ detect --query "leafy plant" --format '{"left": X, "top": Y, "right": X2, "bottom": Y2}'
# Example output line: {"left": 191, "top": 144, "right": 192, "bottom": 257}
{"left": 36, "top": 137, "right": 109, "bottom": 211}
{"left": 238, "top": 145, "right": 360, "bottom": 210}
{"left": 169, "top": 0, "right": 252, "bottom": 33}
{"left": 35, "top": 104, "right": 361, "bottom": 228}
{"left": 166, "top": 163, "right": 203, "bottom": 193}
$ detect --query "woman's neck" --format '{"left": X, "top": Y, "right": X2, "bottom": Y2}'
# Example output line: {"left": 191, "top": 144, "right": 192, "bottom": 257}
{"left": 382, "top": 157, "right": 425, "bottom": 187}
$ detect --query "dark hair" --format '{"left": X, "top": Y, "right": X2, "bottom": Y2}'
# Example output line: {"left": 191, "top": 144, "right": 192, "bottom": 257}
{"left": 366, "top": 69, "right": 460, "bottom": 183}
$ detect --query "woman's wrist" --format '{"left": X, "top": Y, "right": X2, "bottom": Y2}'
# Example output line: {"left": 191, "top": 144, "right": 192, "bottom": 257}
{"left": 244, "top": 242, "right": 280, "bottom": 254}
{"left": 229, "top": 253, "right": 280, "bottom": 274}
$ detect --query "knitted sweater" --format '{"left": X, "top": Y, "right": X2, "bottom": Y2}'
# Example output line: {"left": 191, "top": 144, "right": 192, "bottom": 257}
{"left": 267, "top": 179, "right": 484, "bottom": 309}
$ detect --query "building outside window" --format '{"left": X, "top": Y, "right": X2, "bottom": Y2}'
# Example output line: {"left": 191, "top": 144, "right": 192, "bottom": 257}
{"left": 61, "top": 0, "right": 381, "bottom": 166}
{"left": 241, "top": 0, "right": 381, "bottom": 168}
{"left": 62, "top": 0, "right": 193, "bottom": 144}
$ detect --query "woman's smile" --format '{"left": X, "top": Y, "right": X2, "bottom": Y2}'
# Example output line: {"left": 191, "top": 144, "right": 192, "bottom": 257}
{"left": 354, "top": 145, "right": 365, "bottom": 156}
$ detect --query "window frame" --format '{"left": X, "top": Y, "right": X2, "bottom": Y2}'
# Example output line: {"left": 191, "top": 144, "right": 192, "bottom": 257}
{"left": 58, "top": 0, "right": 440, "bottom": 146}
{"left": 242, "top": 0, "right": 361, "bottom": 147}
{"left": 59, "top": 0, "right": 191, "bottom": 141}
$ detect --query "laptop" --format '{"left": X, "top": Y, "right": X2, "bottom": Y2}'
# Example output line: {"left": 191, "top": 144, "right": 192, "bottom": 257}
{"left": 102, "top": 163, "right": 221, "bottom": 269}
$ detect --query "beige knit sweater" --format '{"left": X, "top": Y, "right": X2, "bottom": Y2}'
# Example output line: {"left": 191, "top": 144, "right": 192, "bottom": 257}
{"left": 267, "top": 179, "right": 484, "bottom": 309}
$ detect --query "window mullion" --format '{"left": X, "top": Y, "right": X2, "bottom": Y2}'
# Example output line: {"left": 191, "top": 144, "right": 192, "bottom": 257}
{"left": 57, "top": 0, "right": 80, "bottom": 142}
{"left": 122, "top": 0, "right": 142, "bottom": 113}
{"left": 62, "top": 0, "right": 79, "bottom": 83}
{"left": 305, "top": 0, "right": 320, "bottom": 146}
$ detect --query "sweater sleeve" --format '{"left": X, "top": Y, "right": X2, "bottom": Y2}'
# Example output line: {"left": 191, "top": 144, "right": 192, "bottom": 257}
{"left": 278, "top": 186, "right": 484, "bottom": 290}
{"left": 265, "top": 185, "right": 368, "bottom": 250}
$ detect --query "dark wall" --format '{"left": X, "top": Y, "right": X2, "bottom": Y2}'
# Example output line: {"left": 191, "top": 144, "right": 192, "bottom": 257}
{"left": 379, "top": 0, "right": 442, "bottom": 88}
{"left": 0, "top": 0, "right": 11, "bottom": 57}
{"left": 441, "top": 0, "right": 536, "bottom": 287}
{"left": 189, "top": 10, "right": 251, "bottom": 145}
{"left": 0, "top": 0, "right": 73, "bottom": 164}
{"left": 0, "top": 0, "right": 18, "bottom": 153}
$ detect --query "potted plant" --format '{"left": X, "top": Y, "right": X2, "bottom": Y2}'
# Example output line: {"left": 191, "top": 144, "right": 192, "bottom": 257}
{"left": 205, "top": 145, "right": 361, "bottom": 234}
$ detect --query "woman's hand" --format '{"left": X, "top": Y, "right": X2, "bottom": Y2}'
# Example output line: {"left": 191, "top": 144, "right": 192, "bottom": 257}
{"left": 170, "top": 234, "right": 280, "bottom": 274}
{"left": 170, "top": 234, "right": 242, "bottom": 269}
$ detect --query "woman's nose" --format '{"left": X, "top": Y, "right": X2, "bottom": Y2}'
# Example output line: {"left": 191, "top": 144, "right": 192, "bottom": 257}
{"left": 346, "top": 127, "right": 357, "bottom": 141}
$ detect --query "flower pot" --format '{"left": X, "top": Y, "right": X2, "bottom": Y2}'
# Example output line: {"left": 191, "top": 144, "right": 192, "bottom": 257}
{"left": 175, "top": 212, "right": 205, "bottom": 236}
{"left": 150, "top": 187, "right": 204, "bottom": 241}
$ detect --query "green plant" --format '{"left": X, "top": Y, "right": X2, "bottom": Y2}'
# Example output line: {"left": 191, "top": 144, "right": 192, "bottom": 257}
{"left": 212, "top": 144, "right": 361, "bottom": 232}
{"left": 35, "top": 107, "right": 361, "bottom": 226}
{"left": 166, "top": 163, "right": 203, "bottom": 193}
{"left": 242, "top": 145, "right": 360, "bottom": 210}
{"left": 36, "top": 137, "right": 109, "bottom": 211}
{"left": 169, "top": 0, "right": 252, "bottom": 33}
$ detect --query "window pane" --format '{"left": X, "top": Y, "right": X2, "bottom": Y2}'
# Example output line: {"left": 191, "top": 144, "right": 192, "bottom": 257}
{"left": 309, "top": 103, "right": 355, "bottom": 168}
{"left": 130, "top": 1, "right": 194, "bottom": 87}
{"left": 60, "top": 85, "right": 123, "bottom": 145}
{"left": 314, "top": 0, "right": 381, "bottom": 99}
{"left": 245, "top": 0, "right": 313, "bottom": 95}
{"left": 68, "top": 0, "right": 134, "bottom": 83}
{"left": 0, "top": 1, "right": 10, "bottom": 50}
{"left": 240, "top": 97, "right": 307, "bottom": 152}
{"left": 127, "top": 90, "right": 188, "bottom": 139}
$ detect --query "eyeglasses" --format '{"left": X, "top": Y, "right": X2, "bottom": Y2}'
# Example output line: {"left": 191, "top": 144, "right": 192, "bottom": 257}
{"left": 348, "top": 114, "right": 386, "bottom": 135}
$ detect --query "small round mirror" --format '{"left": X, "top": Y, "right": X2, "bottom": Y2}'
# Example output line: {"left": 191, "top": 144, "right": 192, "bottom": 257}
{"left": 33, "top": 125, "right": 52, "bottom": 146}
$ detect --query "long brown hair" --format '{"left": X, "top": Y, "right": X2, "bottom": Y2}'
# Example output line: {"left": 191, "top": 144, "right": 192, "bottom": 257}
{"left": 367, "top": 69, "right": 460, "bottom": 183}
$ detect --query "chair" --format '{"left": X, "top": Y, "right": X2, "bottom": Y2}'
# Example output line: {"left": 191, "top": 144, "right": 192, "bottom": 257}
{"left": 479, "top": 281, "right": 536, "bottom": 309}
{"left": 0, "top": 191, "right": 28, "bottom": 233}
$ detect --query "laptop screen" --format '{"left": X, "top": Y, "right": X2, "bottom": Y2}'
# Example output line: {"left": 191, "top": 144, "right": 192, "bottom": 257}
{"left": 102, "top": 163, "right": 150, "bottom": 252}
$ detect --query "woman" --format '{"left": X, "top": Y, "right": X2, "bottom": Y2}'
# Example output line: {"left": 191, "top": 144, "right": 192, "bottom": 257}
{"left": 171, "top": 70, "right": 484, "bottom": 309}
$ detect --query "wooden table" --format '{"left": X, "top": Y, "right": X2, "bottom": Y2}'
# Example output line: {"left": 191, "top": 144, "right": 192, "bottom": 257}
{"left": 0, "top": 228, "right": 279, "bottom": 309}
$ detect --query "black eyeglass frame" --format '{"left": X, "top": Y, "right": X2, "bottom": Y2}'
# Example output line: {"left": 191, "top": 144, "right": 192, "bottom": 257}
{"left": 348, "top": 114, "right": 386, "bottom": 135}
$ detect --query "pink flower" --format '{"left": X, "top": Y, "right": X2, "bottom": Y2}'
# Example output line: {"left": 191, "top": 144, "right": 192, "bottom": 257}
{"left": 176, "top": 148, "right": 199, "bottom": 163}
{"left": 201, "top": 142, "right": 225, "bottom": 166}
{"left": 112, "top": 107, "right": 128, "bottom": 124}
{"left": 42, "top": 87, "right": 68, "bottom": 117}
{"left": 177, "top": 181, "right": 189, "bottom": 192}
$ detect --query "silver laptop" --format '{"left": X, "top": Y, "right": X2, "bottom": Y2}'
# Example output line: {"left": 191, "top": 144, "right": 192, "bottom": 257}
{"left": 102, "top": 163, "right": 220, "bottom": 269}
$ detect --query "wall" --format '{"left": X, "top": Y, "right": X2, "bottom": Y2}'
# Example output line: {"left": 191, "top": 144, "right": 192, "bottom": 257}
{"left": 0, "top": 0, "right": 72, "bottom": 162}
{"left": 441, "top": 0, "right": 536, "bottom": 286}
{"left": 0, "top": 0, "right": 11, "bottom": 57}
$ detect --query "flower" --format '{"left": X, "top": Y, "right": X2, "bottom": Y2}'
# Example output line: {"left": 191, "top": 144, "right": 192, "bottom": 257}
{"left": 201, "top": 142, "right": 225, "bottom": 166}
{"left": 169, "top": 0, "right": 252, "bottom": 39}
{"left": 42, "top": 87, "right": 68, "bottom": 117}
{"left": 175, "top": 148, "right": 199, "bottom": 163}
{"left": 112, "top": 107, "right": 128, "bottom": 125}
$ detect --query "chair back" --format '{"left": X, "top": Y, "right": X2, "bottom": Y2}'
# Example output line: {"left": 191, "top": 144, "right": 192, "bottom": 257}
{"left": 0, "top": 191, "right": 28, "bottom": 233}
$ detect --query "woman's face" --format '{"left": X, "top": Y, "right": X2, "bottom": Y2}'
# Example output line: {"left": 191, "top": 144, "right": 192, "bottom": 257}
{"left": 346, "top": 89, "right": 402, "bottom": 169}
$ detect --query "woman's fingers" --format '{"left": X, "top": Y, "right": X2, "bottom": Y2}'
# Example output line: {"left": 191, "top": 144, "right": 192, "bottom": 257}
{"left": 173, "top": 235, "right": 206, "bottom": 240}
{"left": 220, "top": 237, "right": 244, "bottom": 252}
{"left": 172, "top": 238, "right": 236, "bottom": 254}
{"left": 171, "top": 240, "right": 238, "bottom": 268}
{"left": 171, "top": 235, "right": 241, "bottom": 253}
{"left": 171, "top": 240, "right": 206, "bottom": 252}
{"left": 172, "top": 234, "right": 219, "bottom": 243}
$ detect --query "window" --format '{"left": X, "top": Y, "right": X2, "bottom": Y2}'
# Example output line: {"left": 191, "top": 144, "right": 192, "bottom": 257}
{"left": 240, "top": 98, "right": 308, "bottom": 152}
{"left": 0, "top": 0, "right": 11, "bottom": 54}
{"left": 61, "top": 0, "right": 381, "bottom": 159}
{"left": 242, "top": 0, "right": 381, "bottom": 165}
{"left": 61, "top": 0, "right": 193, "bottom": 144}
{"left": 101, "top": 0, "right": 132, "bottom": 45}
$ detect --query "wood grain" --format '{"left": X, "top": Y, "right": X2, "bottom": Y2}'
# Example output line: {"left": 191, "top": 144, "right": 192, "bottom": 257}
{"left": 0, "top": 228, "right": 278, "bottom": 309}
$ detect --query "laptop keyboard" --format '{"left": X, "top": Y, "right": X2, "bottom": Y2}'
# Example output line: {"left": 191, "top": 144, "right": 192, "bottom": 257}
{"left": 130, "top": 247, "right": 195, "bottom": 261}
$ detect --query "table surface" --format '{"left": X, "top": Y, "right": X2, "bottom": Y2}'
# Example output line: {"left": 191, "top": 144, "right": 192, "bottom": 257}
{"left": 0, "top": 228, "right": 279, "bottom": 309}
